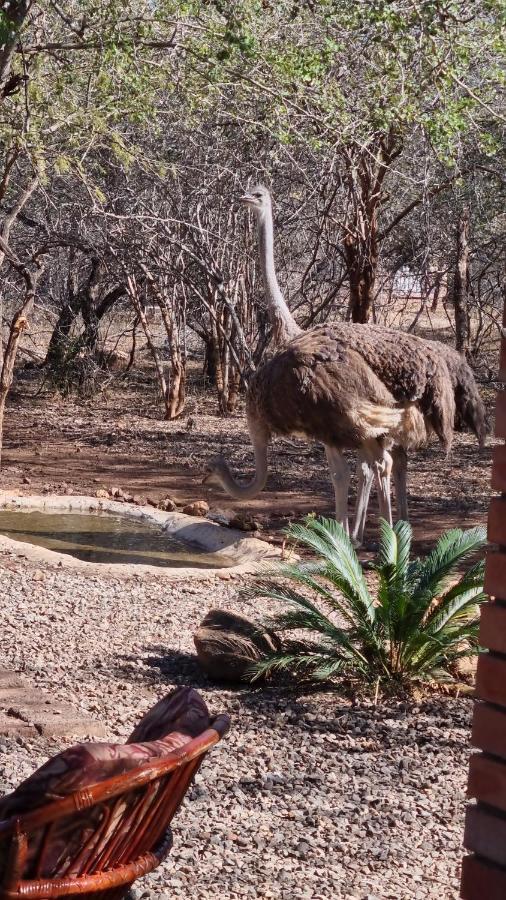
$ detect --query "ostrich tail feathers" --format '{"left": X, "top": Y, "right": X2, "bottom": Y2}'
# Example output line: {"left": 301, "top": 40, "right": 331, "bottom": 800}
{"left": 397, "top": 404, "right": 428, "bottom": 450}
{"left": 355, "top": 401, "right": 403, "bottom": 437}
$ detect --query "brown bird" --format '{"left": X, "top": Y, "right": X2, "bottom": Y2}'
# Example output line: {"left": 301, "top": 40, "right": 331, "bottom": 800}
{"left": 204, "top": 186, "right": 455, "bottom": 539}
{"left": 352, "top": 341, "right": 487, "bottom": 543}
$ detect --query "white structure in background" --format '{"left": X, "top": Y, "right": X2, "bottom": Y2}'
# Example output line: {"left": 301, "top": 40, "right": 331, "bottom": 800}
{"left": 393, "top": 267, "right": 423, "bottom": 298}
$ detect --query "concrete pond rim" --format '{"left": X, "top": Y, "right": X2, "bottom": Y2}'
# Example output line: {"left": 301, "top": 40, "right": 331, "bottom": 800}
{"left": 0, "top": 493, "right": 283, "bottom": 580}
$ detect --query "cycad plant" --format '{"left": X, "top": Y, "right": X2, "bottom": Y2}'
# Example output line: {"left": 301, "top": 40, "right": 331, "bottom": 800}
{"left": 247, "top": 516, "right": 487, "bottom": 687}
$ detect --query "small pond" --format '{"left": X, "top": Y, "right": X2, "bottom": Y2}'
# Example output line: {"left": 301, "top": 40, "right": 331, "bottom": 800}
{"left": 0, "top": 509, "right": 233, "bottom": 569}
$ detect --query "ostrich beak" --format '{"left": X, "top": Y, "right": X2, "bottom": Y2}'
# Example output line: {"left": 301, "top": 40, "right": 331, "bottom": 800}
{"left": 239, "top": 192, "right": 256, "bottom": 205}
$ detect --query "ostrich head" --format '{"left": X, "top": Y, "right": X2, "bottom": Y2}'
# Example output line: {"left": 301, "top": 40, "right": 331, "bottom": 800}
{"left": 201, "top": 455, "right": 229, "bottom": 486}
{"left": 239, "top": 184, "right": 271, "bottom": 217}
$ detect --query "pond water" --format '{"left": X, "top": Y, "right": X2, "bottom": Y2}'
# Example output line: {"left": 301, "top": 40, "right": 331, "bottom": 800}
{"left": 0, "top": 509, "right": 232, "bottom": 569}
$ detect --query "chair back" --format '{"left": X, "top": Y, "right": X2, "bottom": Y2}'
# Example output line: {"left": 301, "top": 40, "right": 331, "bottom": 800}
{"left": 0, "top": 715, "right": 229, "bottom": 899}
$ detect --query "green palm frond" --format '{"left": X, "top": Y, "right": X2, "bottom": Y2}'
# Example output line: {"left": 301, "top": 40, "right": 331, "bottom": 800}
{"left": 249, "top": 642, "right": 355, "bottom": 682}
{"left": 263, "top": 608, "right": 371, "bottom": 668}
{"left": 377, "top": 519, "right": 412, "bottom": 577}
{"left": 251, "top": 562, "right": 363, "bottom": 628}
{"left": 411, "top": 526, "right": 487, "bottom": 605}
{"left": 403, "top": 624, "right": 480, "bottom": 676}
{"left": 425, "top": 588, "right": 485, "bottom": 636}
{"left": 243, "top": 516, "right": 486, "bottom": 690}
{"left": 289, "top": 517, "right": 374, "bottom": 622}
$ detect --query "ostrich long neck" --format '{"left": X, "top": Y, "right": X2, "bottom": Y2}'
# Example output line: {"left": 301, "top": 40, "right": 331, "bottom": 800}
{"left": 257, "top": 207, "right": 302, "bottom": 346}
{"left": 215, "top": 426, "right": 268, "bottom": 500}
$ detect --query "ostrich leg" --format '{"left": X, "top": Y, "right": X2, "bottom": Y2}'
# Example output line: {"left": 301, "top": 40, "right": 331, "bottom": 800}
{"left": 392, "top": 446, "right": 409, "bottom": 520}
{"left": 359, "top": 440, "right": 394, "bottom": 528}
{"left": 374, "top": 449, "right": 393, "bottom": 526}
{"left": 351, "top": 453, "right": 375, "bottom": 546}
{"left": 352, "top": 440, "right": 404, "bottom": 544}
{"left": 324, "top": 445, "right": 350, "bottom": 532}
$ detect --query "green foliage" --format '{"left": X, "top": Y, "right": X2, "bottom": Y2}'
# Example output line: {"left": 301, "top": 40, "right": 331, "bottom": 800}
{"left": 246, "top": 516, "right": 487, "bottom": 689}
{"left": 2, "top": 0, "right": 503, "bottom": 197}
{"left": 1, "top": 1, "right": 181, "bottom": 184}
{"left": 191, "top": 0, "right": 505, "bottom": 161}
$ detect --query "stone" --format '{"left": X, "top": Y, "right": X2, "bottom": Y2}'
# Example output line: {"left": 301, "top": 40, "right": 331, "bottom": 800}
{"left": 182, "top": 500, "right": 209, "bottom": 517}
{"left": 0, "top": 713, "right": 34, "bottom": 738}
{"left": 5, "top": 697, "right": 107, "bottom": 739}
{"left": 230, "top": 512, "right": 262, "bottom": 532}
{"left": 95, "top": 489, "right": 109, "bottom": 499}
{"left": 112, "top": 488, "right": 134, "bottom": 503}
{"left": 0, "top": 668, "right": 106, "bottom": 739}
{"left": 158, "top": 496, "right": 177, "bottom": 512}
{"left": 0, "top": 670, "right": 27, "bottom": 691}
{"left": 206, "top": 508, "right": 233, "bottom": 526}
{"left": 193, "top": 608, "right": 281, "bottom": 683}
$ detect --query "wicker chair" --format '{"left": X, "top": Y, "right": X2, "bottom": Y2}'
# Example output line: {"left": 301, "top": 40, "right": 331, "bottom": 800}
{"left": 0, "top": 689, "right": 230, "bottom": 900}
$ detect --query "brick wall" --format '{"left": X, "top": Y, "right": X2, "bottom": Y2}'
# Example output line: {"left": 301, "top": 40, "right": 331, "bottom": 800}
{"left": 460, "top": 304, "right": 506, "bottom": 899}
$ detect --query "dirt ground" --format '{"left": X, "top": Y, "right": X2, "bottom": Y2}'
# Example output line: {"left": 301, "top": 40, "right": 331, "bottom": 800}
{"left": 0, "top": 362, "right": 497, "bottom": 552}
{"left": 0, "top": 343, "right": 498, "bottom": 900}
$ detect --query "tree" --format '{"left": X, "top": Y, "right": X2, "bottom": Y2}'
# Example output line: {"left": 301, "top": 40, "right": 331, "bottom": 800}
{"left": 0, "top": 1, "right": 182, "bottom": 450}
{"left": 453, "top": 206, "right": 471, "bottom": 353}
{"left": 0, "top": 0, "right": 503, "bottom": 438}
{"left": 187, "top": 0, "right": 505, "bottom": 321}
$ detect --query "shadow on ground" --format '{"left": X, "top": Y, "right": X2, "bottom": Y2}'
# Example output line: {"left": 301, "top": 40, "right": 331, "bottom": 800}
{"left": 112, "top": 645, "right": 471, "bottom": 756}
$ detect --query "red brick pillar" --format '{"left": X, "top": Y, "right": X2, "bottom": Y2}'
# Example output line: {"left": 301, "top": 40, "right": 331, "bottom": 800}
{"left": 461, "top": 306, "right": 506, "bottom": 899}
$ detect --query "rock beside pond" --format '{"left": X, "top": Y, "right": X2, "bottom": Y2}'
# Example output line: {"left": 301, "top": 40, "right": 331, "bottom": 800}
{"left": 206, "top": 508, "right": 234, "bottom": 526}
{"left": 183, "top": 500, "right": 209, "bottom": 517}
{"left": 193, "top": 608, "right": 280, "bottom": 682}
{"left": 105, "top": 486, "right": 135, "bottom": 503}
{"left": 229, "top": 512, "right": 263, "bottom": 532}
{"left": 157, "top": 496, "right": 178, "bottom": 512}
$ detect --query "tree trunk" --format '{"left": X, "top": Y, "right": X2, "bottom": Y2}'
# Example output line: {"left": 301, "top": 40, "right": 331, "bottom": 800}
{"left": 453, "top": 207, "right": 470, "bottom": 354}
{"left": 211, "top": 318, "right": 227, "bottom": 414}
{"left": 157, "top": 295, "right": 187, "bottom": 420}
{"left": 227, "top": 367, "right": 241, "bottom": 412}
{"left": 44, "top": 304, "right": 78, "bottom": 368}
{"left": 0, "top": 1, "right": 31, "bottom": 100}
{"left": 203, "top": 336, "right": 217, "bottom": 384}
{"left": 344, "top": 234, "right": 378, "bottom": 323}
{"left": 126, "top": 275, "right": 172, "bottom": 420}
{"left": 0, "top": 261, "right": 42, "bottom": 468}
{"left": 0, "top": 173, "right": 39, "bottom": 371}
{"left": 167, "top": 358, "right": 186, "bottom": 419}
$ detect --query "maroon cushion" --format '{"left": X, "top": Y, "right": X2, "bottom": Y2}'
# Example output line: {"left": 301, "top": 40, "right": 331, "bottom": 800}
{"left": 127, "top": 685, "right": 209, "bottom": 744}
{"left": 0, "top": 687, "right": 210, "bottom": 880}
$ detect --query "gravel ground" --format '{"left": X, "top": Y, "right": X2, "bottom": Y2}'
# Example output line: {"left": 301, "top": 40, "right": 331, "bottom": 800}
{"left": 0, "top": 549, "right": 470, "bottom": 899}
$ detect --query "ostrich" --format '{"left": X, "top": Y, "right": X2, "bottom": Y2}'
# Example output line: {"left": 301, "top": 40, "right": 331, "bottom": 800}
{"left": 204, "top": 186, "right": 455, "bottom": 535}
{"left": 352, "top": 343, "right": 487, "bottom": 544}
{"left": 204, "top": 327, "right": 423, "bottom": 530}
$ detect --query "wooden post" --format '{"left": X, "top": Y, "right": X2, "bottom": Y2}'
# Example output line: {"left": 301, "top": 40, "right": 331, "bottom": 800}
{"left": 460, "top": 299, "right": 506, "bottom": 898}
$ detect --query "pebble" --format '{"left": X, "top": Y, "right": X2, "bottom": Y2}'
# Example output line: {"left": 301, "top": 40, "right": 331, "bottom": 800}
{"left": 0, "top": 555, "right": 471, "bottom": 899}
